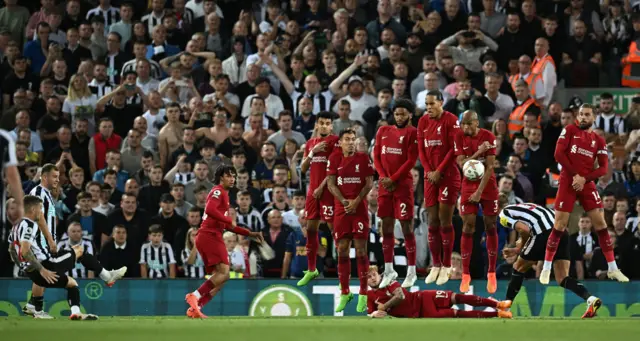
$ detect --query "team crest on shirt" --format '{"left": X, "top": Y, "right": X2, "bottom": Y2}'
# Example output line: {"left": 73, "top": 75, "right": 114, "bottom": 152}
{"left": 381, "top": 146, "right": 387, "bottom": 154}
{"left": 437, "top": 126, "right": 442, "bottom": 134}
{"left": 591, "top": 140, "right": 596, "bottom": 147}
{"left": 355, "top": 164, "right": 360, "bottom": 172}
{"left": 399, "top": 136, "right": 404, "bottom": 143}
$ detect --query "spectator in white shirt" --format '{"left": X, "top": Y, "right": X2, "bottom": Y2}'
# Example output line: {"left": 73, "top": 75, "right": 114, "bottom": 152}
{"left": 245, "top": 34, "right": 284, "bottom": 93}
{"left": 329, "top": 56, "right": 377, "bottom": 124}
{"left": 416, "top": 72, "right": 449, "bottom": 110}
{"left": 223, "top": 231, "right": 246, "bottom": 273}
{"left": 484, "top": 72, "right": 515, "bottom": 123}
{"left": 11, "top": 110, "right": 43, "bottom": 154}
{"left": 282, "top": 191, "right": 305, "bottom": 229}
{"left": 240, "top": 77, "right": 285, "bottom": 120}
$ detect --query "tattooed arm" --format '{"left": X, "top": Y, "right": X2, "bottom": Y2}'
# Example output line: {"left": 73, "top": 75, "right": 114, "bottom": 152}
{"left": 20, "top": 241, "right": 43, "bottom": 272}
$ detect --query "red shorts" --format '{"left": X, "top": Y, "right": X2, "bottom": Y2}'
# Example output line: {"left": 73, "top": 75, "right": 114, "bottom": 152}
{"left": 378, "top": 181, "right": 414, "bottom": 220}
{"left": 305, "top": 187, "right": 334, "bottom": 223}
{"left": 333, "top": 212, "right": 369, "bottom": 240}
{"left": 419, "top": 290, "right": 455, "bottom": 318}
{"left": 424, "top": 176, "right": 460, "bottom": 207}
{"left": 460, "top": 186, "right": 499, "bottom": 216}
{"left": 195, "top": 231, "right": 228, "bottom": 274}
{"left": 554, "top": 178, "right": 603, "bottom": 213}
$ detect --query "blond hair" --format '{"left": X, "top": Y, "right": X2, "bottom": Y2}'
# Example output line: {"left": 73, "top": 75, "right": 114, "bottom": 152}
{"left": 67, "top": 74, "right": 92, "bottom": 101}
{"left": 184, "top": 227, "right": 198, "bottom": 250}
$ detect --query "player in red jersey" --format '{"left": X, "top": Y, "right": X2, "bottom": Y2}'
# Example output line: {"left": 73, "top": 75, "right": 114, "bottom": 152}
{"left": 417, "top": 90, "right": 460, "bottom": 285}
{"left": 185, "top": 166, "right": 265, "bottom": 318}
{"left": 327, "top": 129, "right": 374, "bottom": 313}
{"left": 454, "top": 111, "right": 500, "bottom": 294}
{"left": 366, "top": 266, "right": 512, "bottom": 319}
{"left": 373, "top": 99, "right": 419, "bottom": 288}
{"left": 541, "top": 104, "right": 628, "bottom": 284}
{"left": 297, "top": 111, "right": 340, "bottom": 287}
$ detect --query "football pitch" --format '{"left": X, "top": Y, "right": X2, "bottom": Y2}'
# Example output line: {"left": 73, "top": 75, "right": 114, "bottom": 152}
{"left": 1, "top": 317, "right": 639, "bottom": 341}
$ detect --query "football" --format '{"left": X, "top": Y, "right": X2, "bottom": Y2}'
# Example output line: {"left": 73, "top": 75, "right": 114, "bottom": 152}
{"left": 463, "top": 160, "right": 485, "bottom": 181}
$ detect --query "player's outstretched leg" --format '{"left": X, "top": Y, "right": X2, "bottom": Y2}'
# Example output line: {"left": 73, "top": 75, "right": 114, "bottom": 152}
{"left": 336, "top": 239, "right": 354, "bottom": 312}
{"left": 594, "top": 228, "right": 629, "bottom": 282}
{"left": 557, "top": 276, "right": 601, "bottom": 318}
{"left": 298, "top": 220, "right": 321, "bottom": 286}
{"left": 26, "top": 285, "right": 52, "bottom": 319}
{"left": 72, "top": 245, "right": 127, "bottom": 287}
{"left": 401, "top": 221, "right": 417, "bottom": 288}
{"left": 380, "top": 217, "right": 398, "bottom": 288}
{"left": 455, "top": 310, "right": 512, "bottom": 319}
{"left": 66, "top": 277, "right": 98, "bottom": 320}
{"left": 484, "top": 216, "right": 498, "bottom": 294}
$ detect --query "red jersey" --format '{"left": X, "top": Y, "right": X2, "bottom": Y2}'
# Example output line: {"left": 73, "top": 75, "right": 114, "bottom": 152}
{"left": 555, "top": 124, "right": 608, "bottom": 182}
{"left": 305, "top": 135, "right": 340, "bottom": 190}
{"left": 417, "top": 111, "right": 460, "bottom": 178}
{"left": 327, "top": 152, "right": 374, "bottom": 216}
{"left": 454, "top": 129, "right": 498, "bottom": 191}
{"left": 200, "top": 185, "right": 233, "bottom": 234}
{"left": 373, "top": 125, "right": 418, "bottom": 183}
{"left": 366, "top": 281, "right": 419, "bottom": 318}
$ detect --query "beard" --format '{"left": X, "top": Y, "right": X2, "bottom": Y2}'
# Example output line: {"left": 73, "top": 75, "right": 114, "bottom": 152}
{"left": 396, "top": 120, "right": 408, "bottom": 128}
{"left": 578, "top": 122, "right": 591, "bottom": 130}
{"left": 345, "top": 51, "right": 358, "bottom": 58}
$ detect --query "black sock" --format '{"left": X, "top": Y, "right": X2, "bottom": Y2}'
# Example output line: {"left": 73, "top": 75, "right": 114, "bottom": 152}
{"left": 506, "top": 270, "right": 525, "bottom": 301}
{"left": 32, "top": 296, "right": 44, "bottom": 312}
{"left": 560, "top": 277, "right": 591, "bottom": 300}
{"left": 67, "top": 286, "right": 80, "bottom": 307}
{"left": 78, "top": 253, "right": 104, "bottom": 274}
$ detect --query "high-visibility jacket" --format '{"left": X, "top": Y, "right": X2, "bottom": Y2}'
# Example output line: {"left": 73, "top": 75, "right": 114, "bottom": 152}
{"left": 509, "top": 72, "right": 542, "bottom": 98}
{"left": 621, "top": 40, "right": 640, "bottom": 88}
{"left": 508, "top": 97, "right": 539, "bottom": 138}
{"left": 544, "top": 168, "right": 560, "bottom": 209}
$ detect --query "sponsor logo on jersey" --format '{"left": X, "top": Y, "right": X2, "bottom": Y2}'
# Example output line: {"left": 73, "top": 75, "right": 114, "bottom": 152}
{"left": 570, "top": 145, "right": 594, "bottom": 158}
{"left": 338, "top": 176, "right": 362, "bottom": 185}
{"left": 425, "top": 139, "right": 443, "bottom": 147}
{"left": 381, "top": 146, "right": 403, "bottom": 155}
{"left": 311, "top": 156, "right": 328, "bottom": 164}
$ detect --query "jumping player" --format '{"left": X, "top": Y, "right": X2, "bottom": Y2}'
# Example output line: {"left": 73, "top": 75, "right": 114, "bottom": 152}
{"left": 185, "top": 165, "right": 265, "bottom": 318}
{"left": 373, "top": 99, "right": 419, "bottom": 288}
{"left": 297, "top": 111, "right": 340, "bottom": 287}
{"left": 366, "top": 266, "right": 512, "bottom": 319}
{"left": 454, "top": 110, "right": 499, "bottom": 294}
{"left": 417, "top": 90, "right": 460, "bottom": 285}
{"left": 541, "top": 104, "right": 628, "bottom": 284}
{"left": 327, "top": 129, "right": 374, "bottom": 313}
{"left": 9, "top": 195, "right": 126, "bottom": 320}
{"left": 497, "top": 195, "right": 603, "bottom": 318}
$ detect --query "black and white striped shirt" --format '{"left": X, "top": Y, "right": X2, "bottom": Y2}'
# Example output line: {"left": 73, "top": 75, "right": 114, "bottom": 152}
{"left": 236, "top": 208, "right": 264, "bottom": 232}
{"left": 613, "top": 170, "right": 627, "bottom": 183}
{"left": 57, "top": 237, "right": 94, "bottom": 278}
{"left": 0, "top": 129, "right": 17, "bottom": 223}
{"left": 89, "top": 80, "right": 114, "bottom": 98}
{"left": 86, "top": 6, "right": 121, "bottom": 34}
{"left": 181, "top": 248, "right": 206, "bottom": 278}
{"left": 9, "top": 218, "right": 49, "bottom": 271}
{"left": 593, "top": 113, "right": 626, "bottom": 135}
{"left": 141, "top": 11, "right": 166, "bottom": 34}
{"left": 262, "top": 187, "right": 297, "bottom": 203}
{"left": 626, "top": 216, "right": 639, "bottom": 234}
{"left": 499, "top": 203, "right": 555, "bottom": 236}
{"left": 174, "top": 172, "right": 195, "bottom": 185}
{"left": 139, "top": 241, "right": 176, "bottom": 278}
{"left": 121, "top": 58, "right": 163, "bottom": 80}
{"left": 30, "top": 185, "right": 57, "bottom": 245}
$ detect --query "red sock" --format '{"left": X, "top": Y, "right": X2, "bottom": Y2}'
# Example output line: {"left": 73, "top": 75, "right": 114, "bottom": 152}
{"left": 461, "top": 232, "right": 473, "bottom": 275}
{"left": 454, "top": 294, "right": 497, "bottom": 308}
{"left": 356, "top": 255, "right": 369, "bottom": 295}
{"left": 382, "top": 231, "right": 395, "bottom": 264}
{"left": 338, "top": 255, "right": 351, "bottom": 295}
{"left": 596, "top": 229, "right": 616, "bottom": 263}
{"left": 428, "top": 225, "right": 442, "bottom": 267}
{"left": 198, "top": 292, "right": 213, "bottom": 307}
{"left": 440, "top": 225, "right": 455, "bottom": 267}
{"left": 456, "top": 310, "right": 498, "bottom": 318}
{"left": 306, "top": 229, "right": 318, "bottom": 271}
{"left": 404, "top": 230, "right": 416, "bottom": 266}
{"left": 196, "top": 279, "right": 215, "bottom": 297}
{"left": 544, "top": 228, "right": 563, "bottom": 262}
{"left": 485, "top": 227, "right": 498, "bottom": 273}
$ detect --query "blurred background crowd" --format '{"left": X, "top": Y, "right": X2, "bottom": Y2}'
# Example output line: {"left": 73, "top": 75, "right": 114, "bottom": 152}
{"left": 0, "top": 0, "right": 639, "bottom": 282}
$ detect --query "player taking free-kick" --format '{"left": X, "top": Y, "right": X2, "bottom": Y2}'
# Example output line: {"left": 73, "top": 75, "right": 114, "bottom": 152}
{"left": 373, "top": 99, "right": 419, "bottom": 288}
{"left": 540, "top": 104, "right": 628, "bottom": 284}
{"left": 366, "top": 266, "right": 512, "bottom": 319}
{"left": 454, "top": 110, "right": 500, "bottom": 294}
{"left": 327, "top": 129, "right": 374, "bottom": 313}
{"left": 417, "top": 90, "right": 461, "bottom": 286}
{"left": 185, "top": 166, "right": 265, "bottom": 318}
{"left": 297, "top": 111, "right": 340, "bottom": 287}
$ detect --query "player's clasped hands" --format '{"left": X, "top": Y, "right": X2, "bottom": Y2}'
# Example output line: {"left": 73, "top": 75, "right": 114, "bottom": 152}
{"left": 426, "top": 171, "right": 441, "bottom": 184}
{"left": 311, "top": 141, "right": 327, "bottom": 154}
{"left": 478, "top": 141, "right": 492, "bottom": 154}
{"left": 380, "top": 177, "right": 396, "bottom": 191}
{"left": 312, "top": 186, "right": 323, "bottom": 199}
{"left": 469, "top": 191, "right": 482, "bottom": 203}
{"left": 572, "top": 174, "right": 586, "bottom": 191}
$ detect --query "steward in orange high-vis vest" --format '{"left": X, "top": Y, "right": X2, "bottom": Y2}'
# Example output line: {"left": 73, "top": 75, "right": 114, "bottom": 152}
{"left": 508, "top": 80, "right": 541, "bottom": 138}
{"left": 621, "top": 39, "right": 640, "bottom": 88}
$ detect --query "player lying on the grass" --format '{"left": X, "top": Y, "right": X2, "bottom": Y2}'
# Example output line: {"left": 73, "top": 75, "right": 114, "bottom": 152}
{"left": 185, "top": 165, "right": 265, "bottom": 318}
{"left": 327, "top": 129, "right": 375, "bottom": 313}
{"left": 497, "top": 195, "right": 602, "bottom": 318}
{"left": 9, "top": 195, "right": 126, "bottom": 320}
{"left": 366, "top": 266, "right": 512, "bottom": 319}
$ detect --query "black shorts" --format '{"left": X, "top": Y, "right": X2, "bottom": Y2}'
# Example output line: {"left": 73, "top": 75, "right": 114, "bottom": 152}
{"left": 519, "top": 229, "right": 570, "bottom": 262}
{"left": 26, "top": 250, "right": 76, "bottom": 288}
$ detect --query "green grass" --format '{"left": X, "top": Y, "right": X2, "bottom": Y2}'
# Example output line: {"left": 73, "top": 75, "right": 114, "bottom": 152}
{"left": 1, "top": 317, "right": 639, "bottom": 341}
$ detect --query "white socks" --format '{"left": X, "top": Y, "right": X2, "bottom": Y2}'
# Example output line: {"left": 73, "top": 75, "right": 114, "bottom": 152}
{"left": 607, "top": 261, "right": 618, "bottom": 272}
{"left": 407, "top": 265, "right": 416, "bottom": 275}
{"left": 384, "top": 263, "right": 394, "bottom": 274}
{"left": 542, "top": 260, "right": 553, "bottom": 271}
{"left": 70, "top": 305, "right": 81, "bottom": 315}
{"left": 99, "top": 269, "right": 111, "bottom": 281}
{"left": 192, "top": 290, "right": 202, "bottom": 299}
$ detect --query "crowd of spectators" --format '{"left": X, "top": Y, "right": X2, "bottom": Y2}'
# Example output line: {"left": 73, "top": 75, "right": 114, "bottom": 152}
{"left": 0, "top": 0, "right": 639, "bottom": 281}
